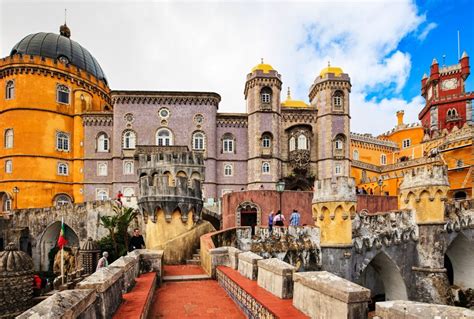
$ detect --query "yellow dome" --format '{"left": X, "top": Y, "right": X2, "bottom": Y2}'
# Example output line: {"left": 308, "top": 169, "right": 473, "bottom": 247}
{"left": 319, "top": 66, "right": 344, "bottom": 77}
{"left": 251, "top": 59, "right": 274, "bottom": 73}
{"left": 281, "top": 87, "right": 309, "bottom": 108}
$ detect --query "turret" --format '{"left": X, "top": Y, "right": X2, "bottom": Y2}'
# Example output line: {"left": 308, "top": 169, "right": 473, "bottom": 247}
{"left": 430, "top": 58, "right": 439, "bottom": 82}
{"left": 460, "top": 51, "right": 470, "bottom": 79}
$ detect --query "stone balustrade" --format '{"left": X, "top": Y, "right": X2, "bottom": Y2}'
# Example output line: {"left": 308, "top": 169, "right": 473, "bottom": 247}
{"left": 257, "top": 258, "right": 295, "bottom": 299}
{"left": 292, "top": 271, "right": 370, "bottom": 319}
{"left": 18, "top": 249, "right": 163, "bottom": 319}
{"left": 238, "top": 251, "right": 263, "bottom": 280}
{"left": 374, "top": 300, "right": 474, "bottom": 318}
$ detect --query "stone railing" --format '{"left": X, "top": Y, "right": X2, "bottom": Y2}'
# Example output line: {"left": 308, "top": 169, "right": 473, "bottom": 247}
{"left": 352, "top": 210, "right": 418, "bottom": 253}
{"left": 375, "top": 300, "right": 474, "bottom": 318}
{"left": 444, "top": 199, "right": 474, "bottom": 233}
{"left": 18, "top": 249, "right": 163, "bottom": 319}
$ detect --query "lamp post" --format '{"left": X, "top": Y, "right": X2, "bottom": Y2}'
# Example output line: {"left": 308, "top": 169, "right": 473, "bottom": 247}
{"left": 377, "top": 178, "right": 383, "bottom": 196}
{"left": 12, "top": 186, "right": 19, "bottom": 210}
{"left": 276, "top": 180, "right": 285, "bottom": 213}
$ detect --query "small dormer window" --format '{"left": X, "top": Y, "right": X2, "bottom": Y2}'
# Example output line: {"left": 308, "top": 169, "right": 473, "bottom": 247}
{"left": 261, "top": 87, "right": 272, "bottom": 104}
{"left": 57, "top": 84, "right": 70, "bottom": 104}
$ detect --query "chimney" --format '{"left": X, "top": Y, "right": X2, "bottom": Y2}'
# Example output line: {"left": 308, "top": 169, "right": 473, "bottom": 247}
{"left": 396, "top": 110, "right": 404, "bottom": 126}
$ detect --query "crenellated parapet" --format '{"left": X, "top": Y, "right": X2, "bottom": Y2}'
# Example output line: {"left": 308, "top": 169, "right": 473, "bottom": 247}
{"left": 352, "top": 210, "right": 418, "bottom": 253}
{"left": 136, "top": 146, "right": 205, "bottom": 224}
{"left": 399, "top": 164, "right": 450, "bottom": 223}
{"left": 444, "top": 199, "right": 474, "bottom": 233}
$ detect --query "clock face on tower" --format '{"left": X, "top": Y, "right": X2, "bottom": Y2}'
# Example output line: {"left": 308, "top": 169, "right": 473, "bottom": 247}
{"left": 441, "top": 78, "right": 458, "bottom": 90}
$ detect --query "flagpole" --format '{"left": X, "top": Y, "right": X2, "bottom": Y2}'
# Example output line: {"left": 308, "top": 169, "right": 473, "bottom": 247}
{"left": 61, "top": 216, "right": 64, "bottom": 285}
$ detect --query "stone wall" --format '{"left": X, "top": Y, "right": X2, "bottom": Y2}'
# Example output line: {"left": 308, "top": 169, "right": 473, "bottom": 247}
{"left": 375, "top": 300, "right": 474, "bottom": 318}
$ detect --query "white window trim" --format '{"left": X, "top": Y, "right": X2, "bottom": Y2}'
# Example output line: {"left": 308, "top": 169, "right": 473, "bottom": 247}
{"left": 123, "top": 130, "right": 137, "bottom": 150}
{"left": 353, "top": 149, "right": 359, "bottom": 160}
{"left": 335, "top": 163, "right": 342, "bottom": 175}
{"left": 97, "top": 162, "right": 108, "bottom": 176}
{"left": 123, "top": 160, "right": 134, "bottom": 175}
{"left": 192, "top": 132, "right": 205, "bottom": 150}
{"left": 224, "top": 163, "right": 233, "bottom": 177}
{"left": 262, "top": 162, "right": 271, "bottom": 174}
{"left": 97, "top": 133, "right": 110, "bottom": 152}
{"left": 402, "top": 138, "right": 411, "bottom": 149}
{"left": 156, "top": 128, "right": 173, "bottom": 146}
{"left": 4, "top": 128, "right": 13, "bottom": 149}
{"left": 57, "top": 162, "right": 69, "bottom": 176}
{"left": 380, "top": 154, "right": 387, "bottom": 165}
{"left": 223, "top": 138, "right": 234, "bottom": 153}
{"left": 56, "top": 84, "right": 70, "bottom": 105}
{"left": 261, "top": 92, "right": 271, "bottom": 103}
{"left": 5, "top": 159, "right": 12, "bottom": 173}
{"left": 262, "top": 136, "right": 271, "bottom": 148}
{"left": 5, "top": 80, "right": 14, "bottom": 100}
{"left": 96, "top": 188, "right": 109, "bottom": 201}
{"left": 56, "top": 132, "right": 70, "bottom": 152}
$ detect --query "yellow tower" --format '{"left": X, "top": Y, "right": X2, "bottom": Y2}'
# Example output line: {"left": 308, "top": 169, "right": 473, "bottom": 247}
{"left": 0, "top": 24, "right": 111, "bottom": 211}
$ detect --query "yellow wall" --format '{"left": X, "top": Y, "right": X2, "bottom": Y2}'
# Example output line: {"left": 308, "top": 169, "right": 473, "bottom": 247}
{"left": 0, "top": 54, "right": 110, "bottom": 209}
{"left": 145, "top": 209, "right": 195, "bottom": 249}
{"left": 313, "top": 202, "right": 355, "bottom": 245}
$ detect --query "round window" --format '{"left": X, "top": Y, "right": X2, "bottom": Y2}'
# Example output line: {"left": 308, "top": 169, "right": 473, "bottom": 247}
{"left": 159, "top": 108, "right": 170, "bottom": 118}
{"left": 194, "top": 114, "right": 204, "bottom": 125}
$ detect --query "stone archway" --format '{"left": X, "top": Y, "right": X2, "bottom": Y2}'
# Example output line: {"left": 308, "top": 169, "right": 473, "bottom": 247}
{"left": 236, "top": 201, "right": 261, "bottom": 230}
{"left": 358, "top": 252, "right": 408, "bottom": 308}
{"left": 38, "top": 221, "right": 79, "bottom": 271}
{"left": 445, "top": 233, "right": 474, "bottom": 289}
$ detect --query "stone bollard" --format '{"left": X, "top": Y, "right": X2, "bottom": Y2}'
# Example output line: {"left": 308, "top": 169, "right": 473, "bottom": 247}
{"left": 238, "top": 251, "right": 263, "bottom": 280}
{"left": 257, "top": 258, "right": 295, "bottom": 299}
{"left": 209, "top": 247, "right": 230, "bottom": 278}
{"left": 225, "top": 246, "right": 242, "bottom": 270}
{"left": 293, "top": 271, "right": 370, "bottom": 319}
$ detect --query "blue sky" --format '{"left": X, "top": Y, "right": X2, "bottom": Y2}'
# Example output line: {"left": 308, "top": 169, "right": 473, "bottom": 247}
{"left": 1, "top": 0, "right": 473, "bottom": 135}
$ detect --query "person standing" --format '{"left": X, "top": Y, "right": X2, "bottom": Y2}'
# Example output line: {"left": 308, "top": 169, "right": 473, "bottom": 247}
{"left": 268, "top": 211, "right": 274, "bottom": 233}
{"left": 129, "top": 228, "right": 146, "bottom": 251}
{"left": 289, "top": 209, "right": 301, "bottom": 226}
{"left": 96, "top": 251, "right": 109, "bottom": 271}
{"left": 274, "top": 210, "right": 285, "bottom": 226}
{"left": 116, "top": 190, "right": 123, "bottom": 206}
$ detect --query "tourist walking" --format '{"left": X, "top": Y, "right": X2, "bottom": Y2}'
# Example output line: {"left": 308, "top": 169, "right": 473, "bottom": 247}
{"left": 268, "top": 211, "right": 274, "bottom": 233}
{"left": 129, "top": 228, "right": 146, "bottom": 251}
{"left": 289, "top": 209, "right": 301, "bottom": 226}
{"left": 96, "top": 251, "right": 109, "bottom": 271}
{"left": 274, "top": 210, "right": 285, "bottom": 226}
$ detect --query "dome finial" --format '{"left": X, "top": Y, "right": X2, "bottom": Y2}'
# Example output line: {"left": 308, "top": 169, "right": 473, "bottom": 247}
{"left": 60, "top": 9, "right": 71, "bottom": 38}
{"left": 287, "top": 87, "right": 291, "bottom": 99}
{"left": 261, "top": 57, "right": 264, "bottom": 64}
{"left": 328, "top": 60, "right": 331, "bottom": 67}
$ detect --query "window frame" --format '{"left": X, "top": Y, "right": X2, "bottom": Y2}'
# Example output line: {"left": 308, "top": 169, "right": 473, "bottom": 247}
{"left": 289, "top": 136, "right": 296, "bottom": 152}
{"left": 260, "top": 87, "right": 272, "bottom": 104}
{"left": 56, "top": 84, "right": 70, "bottom": 105}
{"left": 96, "top": 188, "right": 109, "bottom": 201}
{"left": 353, "top": 149, "right": 359, "bottom": 160}
{"left": 380, "top": 154, "right": 387, "bottom": 165}
{"left": 122, "top": 130, "right": 137, "bottom": 150}
{"left": 5, "top": 159, "right": 12, "bottom": 173}
{"left": 222, "top": 133, "right": 235, "bottom": 154}
{"left": 5, "top": 80, "right": 14, "bottom": 100}
{"left": 297, "top": 134, "right": 308, "bottom": 150}
{"left": 97, "top": 133, "right": 110, "bottom": 152}
{"left": 57, "top": 162, "right": 69, "bottom": 176}
{"left": 54, "top": 194, "right": 72, "bottom": 207}
{"left": 56, "top": 132, "right": 70, "bottom": 152}
{"left": 402, "top": 138, "right": 411, "bottom": 149}
{"left": 224, "top": 163, "right": 233, "bottom": 177}
{"left": 192, "top": 131, "right": 205, "bottom": 151}
{"left": 262, "top": 134, "right": 271, "bottom": 148}
{"left": 156, "top": 128, "right": 173, "bottom": 146}
{"left": 333, "top": 91, "right": 344, "bottom": 109}
{"left": 262, "top": 162, "right": 270, "bottom": 174}
{"left": 335, "top": 163, "right": 342, "bottom": 175}
{"left": 123, "top": 160, "right": 134, "bottom": 175}
{"left": 97, "top": 162, "right": 108, "bottom": 177}
{"left": 4, "top": 129, "right": 13, "bottom": 149}
{"left": 335, "top": 139, "right": 343, "bottom": 150}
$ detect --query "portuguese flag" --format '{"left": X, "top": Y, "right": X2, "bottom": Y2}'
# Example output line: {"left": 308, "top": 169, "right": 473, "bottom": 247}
{"left": 57, "top": 219, "right": 68, "bottom": 249}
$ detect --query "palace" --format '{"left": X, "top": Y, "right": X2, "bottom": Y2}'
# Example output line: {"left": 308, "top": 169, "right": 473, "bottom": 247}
{"left": 0, "top": 23, "right": 472, "bottom": 212}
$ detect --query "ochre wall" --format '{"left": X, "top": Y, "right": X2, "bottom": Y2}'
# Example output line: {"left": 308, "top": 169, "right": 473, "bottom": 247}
{"left": 145, "top": 209, "right": 194, "bottom": 249}
{"left": 0, "top": 54, "right": 110, "bottom": 209}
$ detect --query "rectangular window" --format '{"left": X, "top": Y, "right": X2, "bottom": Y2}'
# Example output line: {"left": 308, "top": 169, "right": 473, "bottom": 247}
{"left": 402, "top": 139, "right": 411, "bottom": 149}
{"left": 57, "top": 85, "right": 70, "bottom": 104}
{"left": 96, "top": 188, "right": 109, "bottom": 200}
{"left": 97, "top": 162, "right": 108, "bottom": 176}
{"left": 223, "top": 139, "right": 234, "bottom": 153}
{"left": 261, "top": 93, "right": 271, "bottom": 103}
{"left": 380, "top": 154, "right": 387, "bottom": 165}
{"left": 56, "top": 132, "right": 70, "bottom": 152}
{"left": 123, "top": 160, "right": 134, "bottom": 175}
{"left": 5, "top": 81, "right": 14, "bottom": 100}
{"left": 335, "top": 164, "right": 341, "bottom": 175}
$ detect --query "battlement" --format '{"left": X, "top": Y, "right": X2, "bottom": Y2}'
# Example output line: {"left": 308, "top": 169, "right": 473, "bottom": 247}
{"left": 313, "top": 177, "right": 356, "bottom": 203}
{"left": 400, "top": 164, "right": 449, "bottom": 190}
{"left": 350, "top": 132, "right": 399, "bottom": 149}
{"left": 135, "top": 146, "right": 204, "bottom": 167}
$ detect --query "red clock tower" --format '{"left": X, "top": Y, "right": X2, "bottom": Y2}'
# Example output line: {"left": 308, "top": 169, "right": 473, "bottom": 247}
{"left": 419, "top": 51, "right": 473, "bottom": 136}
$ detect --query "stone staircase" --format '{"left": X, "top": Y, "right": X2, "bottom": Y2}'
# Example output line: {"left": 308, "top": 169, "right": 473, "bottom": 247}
{"left": 186, "top": 248, "right": 201, "bottom": 265}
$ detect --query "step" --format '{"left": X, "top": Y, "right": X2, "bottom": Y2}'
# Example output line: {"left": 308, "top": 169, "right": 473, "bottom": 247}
{"left": 163, "top": 274, "right": 211, "bottom": 282}
{"left": 186, "top": 259, "right": 201, "bottom": 265}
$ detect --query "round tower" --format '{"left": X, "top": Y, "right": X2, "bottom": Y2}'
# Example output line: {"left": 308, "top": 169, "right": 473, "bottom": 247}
{"left": 244, "top": 60, "right": 282, "bottom": 190}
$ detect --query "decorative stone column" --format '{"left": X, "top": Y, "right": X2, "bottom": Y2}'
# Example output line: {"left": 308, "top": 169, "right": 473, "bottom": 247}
{"left": 79, "top": 237, "right": 100, "bottom": 275}
{"left": 0, "top": 242, "right": 34, "bottom": 317}
{"left": 399, "top": 164, "right": 451, "bottom": 304}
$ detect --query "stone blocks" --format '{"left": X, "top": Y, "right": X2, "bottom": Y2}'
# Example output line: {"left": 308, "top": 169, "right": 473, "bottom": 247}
{"left": 18, "top": 289, "right": 97, "bottom": 319}
{"left": 226, "top": 246, "right": 242, "bottom": 270}
{"left": 257, "top": 258, "right": 295, "bottom": 299}
{"left": 238, "top": 251, "right": 263, "bottom": 280}
{"left": 109, "top": 256, "right": 139, "bottom": 293}
{"left": 293, "top": 271, "right": 370, "bottom": 319}
{"left": 375, "top": 300, "right": 474, "bottom": 319}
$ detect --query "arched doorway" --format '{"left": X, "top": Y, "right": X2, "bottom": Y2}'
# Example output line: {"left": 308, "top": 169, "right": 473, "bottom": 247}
{"left": 0, "top": 192, "right": 12, "bottom": 213}
{"left": 358, "top": 252, "right": 408, "bottom": 310}
{"left": 445, "top": 234, "right": 474, "bottom": 289}
{"left": 38, "top": 221, "right": 79, "bottom": 271}
{"left": 236, "top": 202, "right": 260, "bottom": 234}
{"left": 453, "top": 191, "right": 467, "bottom": 200}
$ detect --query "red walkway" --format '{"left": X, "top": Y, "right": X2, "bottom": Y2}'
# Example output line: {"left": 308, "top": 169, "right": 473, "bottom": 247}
{"left": 163, "top": 265, "right": 205, "bottom": 276}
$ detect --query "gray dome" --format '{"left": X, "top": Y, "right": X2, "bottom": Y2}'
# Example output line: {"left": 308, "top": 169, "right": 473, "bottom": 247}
{"left": 10, "top": 28, "right": 108, "bottom": 85}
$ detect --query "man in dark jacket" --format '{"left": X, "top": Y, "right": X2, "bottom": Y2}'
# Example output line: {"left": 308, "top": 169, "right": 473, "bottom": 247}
{"left": 129, "top": 228, "right": 145, "bottom": 251}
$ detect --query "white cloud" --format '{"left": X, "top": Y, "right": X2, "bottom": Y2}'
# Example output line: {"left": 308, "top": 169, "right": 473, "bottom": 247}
{"left": 1, "top": 0, "right": 429, "bottom": 134}
{"left": 418, "top": 22, "right": 438, "bottom": 41}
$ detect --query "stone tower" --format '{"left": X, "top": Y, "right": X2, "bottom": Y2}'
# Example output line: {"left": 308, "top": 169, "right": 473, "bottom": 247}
{"left": 244, "top": 61, "right": 282, "bottom": 190}
{"left": 310, "top": 66, "right": 356, "bottom": 279}
{"left": 399, "top": 163, "right": 451, "bottom": 303}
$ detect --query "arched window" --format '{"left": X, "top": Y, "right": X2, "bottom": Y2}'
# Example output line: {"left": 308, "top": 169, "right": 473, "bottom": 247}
{"left": 262, "top": 133, "right": 272, "bottom": 148}
{"left": 156, "top": 128, "right": 173, "bottom": 146}
{"left": 122, "top": 130, "right": 136, "bottom": 149}
{"left": 57, "top": 162, "right": 69, "bottom": 176}
{"left": 333, "top": 134, "right": 345, "bottom": 157}
{"left": 96, "top": 189, "right": 109, "bottom": 200}
{"left": 54, "top": 194, "right": 72, "bottom": 207}
{"left": 5, "top": 159, "right": 12, "bottom": 173}
{"left": 297, "top": 134, "right": 308, "bottom": 150}
{"left": 333, "top": 91, "right": 343, "bottom": 109}
{"left": 97, "top": 133, "right": 109, "bottom": 152}
{"left": 353, "top": 149, "right": 359, "bottom": 160}
{"left": 222, "top": 133, "right": 235, "bottom": 153}
{"left": 5, "top": 80, "right": 14, "bottom": 100}
{"left": 97, "top": 162, "right": 108, "bottom": 176}
{"left": 56, "top": 84, "right": 70, "bottom": 104}
{"left": 192, "top": 132, "right": 205, "bottom": 150}
{"left": 56, "top": 132, "right": 70, "bottom": 151}
{"left": 335, "top": 137, "right": 344, "bottom": 150}
{"left": 4, "top": 129, "right": 13, "bottom": 149}
{"left": 262, "top": 162, "right": 270, "bottom": 174}
{"left": 260, "top": 87, "right": 272, "bottom": 104}
{"left": 123, "top": 160, "right": 134, "bottom": 175}
{"left": 335, "top": 163, "right": 342, "bottom": 175}
{"left": 289, "top": 137, "right": 296, "bottom": 152}
{"left": 4, "top": 199, "right": 12, "bottom": 211}
{"left": 224, "top": 164, "right": 233, "bottom": 176}
{"left": 380, "top": 154, "right": 387, "bottom": 165}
